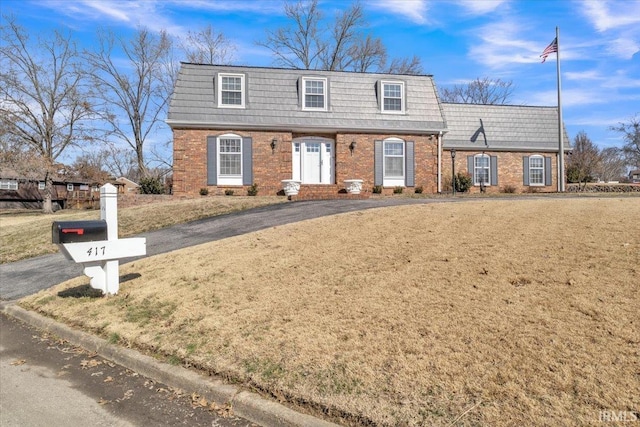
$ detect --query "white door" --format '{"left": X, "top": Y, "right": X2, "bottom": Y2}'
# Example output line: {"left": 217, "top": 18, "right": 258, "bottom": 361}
{"left": 292, "top": 139, "right": 334, "bottom": 184}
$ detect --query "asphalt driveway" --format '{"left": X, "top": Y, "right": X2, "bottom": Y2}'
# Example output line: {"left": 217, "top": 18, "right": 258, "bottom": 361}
{"left": 0, "top": 198, "right": 451, "bottom": 300}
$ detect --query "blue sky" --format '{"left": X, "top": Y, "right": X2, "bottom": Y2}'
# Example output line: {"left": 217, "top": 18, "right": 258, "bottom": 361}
{"left": 2, "top": 0, "right": 639, "bottom": 163}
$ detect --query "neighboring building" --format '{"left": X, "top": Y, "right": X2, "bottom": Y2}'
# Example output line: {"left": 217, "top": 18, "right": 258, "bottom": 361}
{"left": 441, "top": 103, "right": 569, "bottom": 193}
{"left": 115, "top": 176, "right": 140, "bottom": 193}
{"left": 0, "top": 170, "right": 101, "bottom": 210}
{"left": 629, "top": 170, "right": 640, "bottom": 183}
{"left": 167, "top": 63, "right": 567, "bottom": 198}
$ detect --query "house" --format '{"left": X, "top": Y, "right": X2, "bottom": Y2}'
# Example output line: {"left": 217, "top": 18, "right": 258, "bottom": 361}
{"left": 167, "top": 64, "right": 447, "bottom": 198}
{"left": 440, "top": 103, "right": 569, "bottom": 193}
{"left": 167, "top": 63, "right": 567, "bottom": 198}
{"left": 629, "top": 170, "right": 640, "bottom": 183}
{"left": 115, "top": 176, "right": 140, "bottom": 193}
{"left": 0, "top": 170, "right": 101, "bottom": 210}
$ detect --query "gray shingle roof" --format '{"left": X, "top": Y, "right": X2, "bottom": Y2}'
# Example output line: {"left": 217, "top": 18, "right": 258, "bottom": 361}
{"left": 167, "top": 63, "right": 447, "bottom": 134}
{"left": 441, "top": 103, "right": 570, "bottom": 152}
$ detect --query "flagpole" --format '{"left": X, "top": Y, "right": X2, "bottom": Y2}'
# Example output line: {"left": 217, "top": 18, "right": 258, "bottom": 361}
{"left": 556, "top": 26, "right": 565, "bottom": 192}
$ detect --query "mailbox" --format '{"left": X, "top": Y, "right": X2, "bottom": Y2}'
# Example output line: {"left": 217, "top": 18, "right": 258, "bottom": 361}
{"left": 52, "top": 220, "right": 108, "bottom": 244}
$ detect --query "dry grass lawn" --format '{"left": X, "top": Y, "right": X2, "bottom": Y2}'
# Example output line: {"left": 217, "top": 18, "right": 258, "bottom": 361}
{"left": 0, "top": 196, "right": 284, "bottom": 263}
{"left": 20, "top": 198, "right": 639, "bottom": 426}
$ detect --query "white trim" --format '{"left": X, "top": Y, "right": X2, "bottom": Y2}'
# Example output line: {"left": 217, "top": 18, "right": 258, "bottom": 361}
{"left": 302, "top": 77, "right": 328, "bottom": 111}
{"left": 383, "top": 137, "right": 405, "bottom": 186}
{"left": 0, "top": 179, "right": 18, "bottom": 190}
{"left": 529, "top": 154, "right": 545, "bottom": 186}
{"left": 217, "top": 133, "right": 243, "bottom": 185}
{"left": 217, "top": 73, "right": 245, "bottom": 108}
{"left": 67, "top": 183, "right": 74, "bottom": 191}
{"left": 381, "top": 80, "right": 405, "bottom": 114}
{"left": 473, "top": 154, "right": 490, "bottom": 186}
{"left": 38, "top": 181, "right": 46, "bottom": 190}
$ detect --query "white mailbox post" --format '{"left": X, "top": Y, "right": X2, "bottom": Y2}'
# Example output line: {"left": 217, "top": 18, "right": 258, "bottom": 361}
{"left": 54, "top": 183, "right": 146, "bottom": 295}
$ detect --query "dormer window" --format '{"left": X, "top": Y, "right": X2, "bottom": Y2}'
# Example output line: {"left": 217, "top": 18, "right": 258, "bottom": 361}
{"left": 381, "top": 80, "right": 405, "bottom": 113}
{"left": 218, "top": 73, "right": 245, "bottom": 108}
{"left": 302, "top": 77, "right": 327, "bottom": 111}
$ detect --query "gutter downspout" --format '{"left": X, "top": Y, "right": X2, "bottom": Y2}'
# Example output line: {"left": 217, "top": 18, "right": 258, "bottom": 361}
{"left": 437, "top": 131, "right": 442, "bottom": 193}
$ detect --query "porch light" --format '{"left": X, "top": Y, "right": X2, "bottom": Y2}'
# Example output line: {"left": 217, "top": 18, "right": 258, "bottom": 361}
{"left": 349, "top": 140, "right": 357, "bottom": 155}
{"left": 271, "top": 138, "right": 277, "bottom": 153}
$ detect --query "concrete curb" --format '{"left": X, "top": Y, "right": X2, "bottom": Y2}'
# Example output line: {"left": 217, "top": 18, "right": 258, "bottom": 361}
{"left": 1, "top": 302, "right": 340, "bottom": 427}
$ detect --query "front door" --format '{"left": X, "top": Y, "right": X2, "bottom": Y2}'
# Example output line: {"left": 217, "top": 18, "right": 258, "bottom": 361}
{"left": 292, "top": 138, "right": 334, "bottom": 184}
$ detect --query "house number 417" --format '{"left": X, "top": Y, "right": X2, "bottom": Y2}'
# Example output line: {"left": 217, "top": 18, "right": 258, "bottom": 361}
{"left": 86, "top": 246, "right": 106, "bottom": 257}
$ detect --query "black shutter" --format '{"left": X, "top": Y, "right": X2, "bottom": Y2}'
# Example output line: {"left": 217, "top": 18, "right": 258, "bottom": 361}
{"left": 405, "top": 141, "right": 415, "bottom": 187}
{"left": 467, "top": 156, "right": 474, "bottom": 184}
{"left": 374, "top": 140, "right": 383, "bottom": 186}
{"left": 545, "top": 156, "right": 552, "bottom": 186}
{"left": 207, "top": 136, "right": 217, "bottom": 185}
{"left": 242, "top": 137, "right": 253, "bottom": 185}
{"left": 490, "top": 156, "right": 498, "bottom": 186}
{"left": 523, "top": 156, "right": 530, "bottom": 186}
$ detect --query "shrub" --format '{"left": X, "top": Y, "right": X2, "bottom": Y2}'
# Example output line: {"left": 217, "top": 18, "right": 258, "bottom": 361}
{"left": 414, "top": 186, "right": 423, "bottom": 194}
{"left": 372, "top": 185, "right": 383, "bottom": 194}
{"left": 247, "top": 183, "right": 259, "bottom": 196}
{"left": 199, "top": 187, "right": 209, "bottom": 196}
{"left": 393, "top": 186, "right": 404, "bottom": 194}
{"left": 502, "top": 185, "right": 517, "bottom": 194}
{"left": 139, "top": 177, "right": 165, "bottom": 194}
{"left": 454, "top": 172, "right": 472, "bottom": 193}
{"left": 224, "top": 189, "right": 234, "bottom": 196}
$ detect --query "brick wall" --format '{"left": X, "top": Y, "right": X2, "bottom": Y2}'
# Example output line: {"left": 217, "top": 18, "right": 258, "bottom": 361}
{"left": 441, "top": 150, "right": 559, "bottom": 194}
{"left": 173, "top": 129, "right": 439, "bottom": 196}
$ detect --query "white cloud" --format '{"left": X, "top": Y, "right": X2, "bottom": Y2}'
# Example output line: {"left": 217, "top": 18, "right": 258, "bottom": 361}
{"left": 580, "top": 0, "right": 640, "bottom": 32}
{"left": 369, "top": 0, "right": 429, "bottom": 25}
{"left": 455, "top": 0, "right": 509, "bottom": 15}
{"left": 607, "top": 37, "right": 640, "bottom": 60}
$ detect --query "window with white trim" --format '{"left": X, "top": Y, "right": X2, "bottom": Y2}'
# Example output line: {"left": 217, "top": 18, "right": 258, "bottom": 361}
{"left": 302, "top": 77, "right": 327, "bottom": 110}
{"left": 529, "top": 155, "right": 544, "bottom": 185}
{"left": 67, "top": 183, "right": 74, "bottom": 191}
{"left": 0, "top": 179, "right": 18, "bottom": 190}
{"left": 474, "top": 154, "right": 490, "bottom": 185}
{"left": 381, "top": 81, "right": 404, "bottom": 113}
{"left": 217, "top": 134, "right": 242, "bottom": 185}
{"left": 384, "top": 138, "right": 405, "bottom": 186}
{"left": 38, "top": 181, "right": 46, "bottom": 190}
{"left": 218, "top": 73, "right": 245, "bottom": 108}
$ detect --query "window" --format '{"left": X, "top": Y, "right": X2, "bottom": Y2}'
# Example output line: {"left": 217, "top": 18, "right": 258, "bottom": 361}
{"left": 67, "top": 183, "right": 74, "bottom": 191}
{"left": 384, "top": 138, "right": 405, "bottom": 186}
{"left": 218, "top": 136, "right": 242, "bottom": 185}
{"left": 381, "top": 81, "right": 404, "bottom": 113}
{"left": 38, "top": 181, "right": 45, "bottom": 190}
{"left": 218, "top": 73, "right": 245, "bottom": 108}
{"left": 529, "top": 155, "right": 544, "bottom": 185}
{"left": 0, "top": 179, "right": 18, "bottom": 190}
{"left": 302, "top": 77, "right": 327, "bottom": 110}
{"left": 474, "top": 154, "right": 490, "bottom": 185}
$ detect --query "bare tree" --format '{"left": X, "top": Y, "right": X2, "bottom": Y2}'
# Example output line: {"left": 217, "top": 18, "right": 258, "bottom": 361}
{"left": 258, "top": 0, "right": 323, "bottom": 69}
{"left": 566, "top": 131, "right": 600, "bottom": 188}
{"left": 611, "top": 114, "right": 640, "bottom": 169}
{"left": 598, "top": 147, "right": 626, "bottom": 182}
{"left": 181, "top": 24, "right": 236, "bottom": 65}
{"left": 440, "top": 77, "right": 515, "bottom": 104}
{"left": 0, "top": 17, "right": 95, "bottom": 213}
{"left": 85, "top": 28, "right": 173, "bottom": 178}
{"left": 385, "top": 55, "right": 423, "bottom": 75}
{"left": 258, "top": 0, "right": 421, "bottom": 74}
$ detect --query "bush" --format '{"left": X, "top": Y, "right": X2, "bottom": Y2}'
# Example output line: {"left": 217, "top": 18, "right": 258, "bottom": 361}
{"left": 454, "top": 172, "right": 472, "bottom": 193}
{"left": 199, "top": 187, "right": 209, "bottom": 196}
{"left": 372, "top": 185, "right": 383, "bottom": 194}
{"left": 224, "top": 189, "right": 234, "bottom": 196}
{"left": 502, "top": 185, "right": 517, "bottom": 194}
{"left": 414, "top": 186, "right": 423, "bottom": 194}
{"left": 247, "top": 183, "right": 259, "bottom": 196}
{"left": 139, "top": 177, "right": 165, "bottom": 194}
{"left": 393, "top": 186, "right": 404, "bottom": 194}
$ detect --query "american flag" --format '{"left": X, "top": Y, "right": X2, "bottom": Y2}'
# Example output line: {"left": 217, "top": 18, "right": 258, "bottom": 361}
{"left": 540, "top": 38, "right": 558, "bottom": 63}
